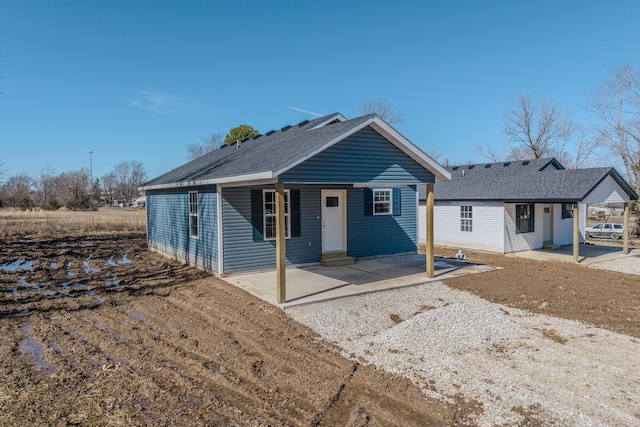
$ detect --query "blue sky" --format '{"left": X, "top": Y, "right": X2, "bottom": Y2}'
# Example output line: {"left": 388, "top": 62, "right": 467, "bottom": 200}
{"left": 1, "top": 0, "right": 639, "bottom": 181}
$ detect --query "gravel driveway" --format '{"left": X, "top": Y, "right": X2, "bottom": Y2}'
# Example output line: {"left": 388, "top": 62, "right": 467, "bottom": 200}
{"left": 287, "top": 282, "right": 640, "bottom": 426}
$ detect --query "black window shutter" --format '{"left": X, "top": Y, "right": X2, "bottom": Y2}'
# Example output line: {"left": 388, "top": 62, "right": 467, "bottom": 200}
{"left": 392, "top": 188, "right": 401, "bottom": 216}
{"left": 291, "top": 189, "right": 301, "bottom": 237}
{"left": 251, "top": 189, "right": 263, "bottom": 241}
{"left": 364, "top": 188, "right": 373, "bottom": 216}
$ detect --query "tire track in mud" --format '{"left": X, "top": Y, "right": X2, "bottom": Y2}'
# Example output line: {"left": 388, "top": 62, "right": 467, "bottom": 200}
{"left": 1, "top": 233, "right": 457, "bottom": 426}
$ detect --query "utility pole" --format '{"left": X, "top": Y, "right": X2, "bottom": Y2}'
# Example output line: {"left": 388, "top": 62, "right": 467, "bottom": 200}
{"left": 88, "top": 150, "right": 93, "bottom": 184}
{"left": 88, "top": 150, "right": 93, "bottom": 205}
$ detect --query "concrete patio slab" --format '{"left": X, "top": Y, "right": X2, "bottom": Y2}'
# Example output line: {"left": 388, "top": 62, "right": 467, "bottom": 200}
{"left": 222, "top": 253, "right": 496, "bottom": 308}
{"left": 511, "top": 243, "right": 640, "bottom": 265}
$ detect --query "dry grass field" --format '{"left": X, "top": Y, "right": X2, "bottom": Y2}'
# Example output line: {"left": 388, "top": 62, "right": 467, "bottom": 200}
{"left": 0, "top": 207, "right": 146, "bottom": 238}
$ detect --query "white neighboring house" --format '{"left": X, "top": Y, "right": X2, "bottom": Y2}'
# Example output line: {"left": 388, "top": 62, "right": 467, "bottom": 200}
{"left": 418, "top": 158, "right": 638, "bottom": 253}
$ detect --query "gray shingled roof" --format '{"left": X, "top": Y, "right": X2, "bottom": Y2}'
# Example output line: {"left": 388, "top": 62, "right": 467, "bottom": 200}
{"left": 418, "top": 158, "right": 638, "bottom": 202}
{"left": 143, "top": 113, "right": 364, "bottom": 188}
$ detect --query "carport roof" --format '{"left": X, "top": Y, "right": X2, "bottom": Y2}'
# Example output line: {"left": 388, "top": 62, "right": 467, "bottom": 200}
{"left": 418, "top": 158, "right": 638, "bottom": 202}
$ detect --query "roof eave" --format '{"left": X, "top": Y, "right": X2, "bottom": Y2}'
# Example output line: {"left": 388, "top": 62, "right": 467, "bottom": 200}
{"left": 139, "top": 171, "right": 276, "bottom": 191}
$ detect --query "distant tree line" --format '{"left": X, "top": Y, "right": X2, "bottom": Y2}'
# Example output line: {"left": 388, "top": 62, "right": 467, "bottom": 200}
{"left": 0, "top": 161, "right": 147, "bottom": 211}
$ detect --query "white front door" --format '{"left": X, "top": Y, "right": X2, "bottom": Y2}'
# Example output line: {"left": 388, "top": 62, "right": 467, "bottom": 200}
{"left": 322, "top": 190, "right": 346, "bottom": 253}
{"left": 543, "top": 204, "right": 552, "bottom": 242}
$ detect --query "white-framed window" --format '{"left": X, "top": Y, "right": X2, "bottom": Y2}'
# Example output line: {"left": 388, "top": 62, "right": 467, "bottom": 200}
{"left": 263, "top": 189, "right": 290, "bottom": 240}
{"left": 189, "top": 191, "right": 198, "bottom": 238}
{"left": 460, "top": 205, "right": 473, "bottom": 232}
{"left": 373, "top": 189, "right": 392, "bottom": 215}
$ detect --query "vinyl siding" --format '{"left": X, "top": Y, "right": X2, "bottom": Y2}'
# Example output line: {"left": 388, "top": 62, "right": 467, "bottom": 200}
{"left": 432, "top": 202, "right": 505, "bottom": 252}
{"left": 279, "top": 126, "right": 435, "bottom": 184}
{"left": 222, "top": 186, "right": 322, "bottom": 273}
{"left": 146, "top": 189, "right": 218, "bottom": 271}
{"left": 583, "top": 175, "right": 632, "bottom": 204}
{"left": 346, "top": 186, "right": 417, "bottom": 258}
{"left": 503, "top": 203, "right": 544, "bottom": 252}
{"left": 552, "top": 203, "right": 585, "bottom": 245}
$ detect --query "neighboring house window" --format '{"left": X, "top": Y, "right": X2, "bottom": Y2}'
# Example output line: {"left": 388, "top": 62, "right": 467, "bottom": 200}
{"left": 373, "top": 189, "right": 392, "bottom": 215}
{"left": 263, "top": 189, "right": 290, "bottom": 239}
{"left": 562, "top": 203, "right": 576, "bottom": 219}
{"left": 189, "top": 191, "right": 198, "bottom": 238}
{"left": 460, "top": 205, "right": 473, "bottom": 232}
{"left": 516, "top": 203, "right": 535, "bottom": 233}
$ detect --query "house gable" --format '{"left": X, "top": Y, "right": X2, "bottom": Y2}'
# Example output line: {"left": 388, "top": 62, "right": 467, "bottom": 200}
{"left": 278, "top": 126, "right": 435, "bottom": 184}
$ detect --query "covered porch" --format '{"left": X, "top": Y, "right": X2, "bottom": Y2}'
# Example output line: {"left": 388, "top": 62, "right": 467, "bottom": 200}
{"left": 270, "top": 183, "right": 438, "bottom": 303}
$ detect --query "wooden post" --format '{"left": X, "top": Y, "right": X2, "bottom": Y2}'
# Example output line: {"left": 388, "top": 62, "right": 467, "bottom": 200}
{"left": 623, "top": 202, "right": 629, "bottom": 254}
{"left": 426, "top": 183, "right": 434, "bottom": 278}
{"left": 573, "top": 204, "right": 579, "bottom": 263}
{"left": 275, "top": 183, "right": 286, "bottom": 303}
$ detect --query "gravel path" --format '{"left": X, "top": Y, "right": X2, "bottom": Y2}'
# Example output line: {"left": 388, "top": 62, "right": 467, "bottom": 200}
{"left": 588, "top": 255, "right": 640, "bottom": 275}
{"left": 287, "top": 282, "right": 640, "bottom": 426}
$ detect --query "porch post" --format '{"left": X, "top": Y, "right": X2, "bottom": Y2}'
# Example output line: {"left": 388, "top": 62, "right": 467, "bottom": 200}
{"left": 623, "top": 202, "right": 630, "bottom": 254}
{"left": 426, "top": 183, "right": 435, "bottom": 278}
{"left": 275, "top": 183, "right": 286, "bottom": 303}
{"left": 573, "top": 204, "right": 579, "bottom": 263}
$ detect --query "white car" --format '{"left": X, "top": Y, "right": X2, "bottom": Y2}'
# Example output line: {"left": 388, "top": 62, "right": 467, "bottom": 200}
{"left": 585, "top": 223, "right": 624, "bottom": 240}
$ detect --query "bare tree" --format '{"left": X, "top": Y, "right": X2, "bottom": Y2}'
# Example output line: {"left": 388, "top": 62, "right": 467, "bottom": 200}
{"left": 101, "top": 172, "right": 117, "bottom": 205}
{"left": 358, "top": 98, "right": 403, "bottom": 124}
{"left": 112, "top": 161, "right": 147, "bottom": 207}
{"left": 474, "top": 144, "right": 507, "bottom": 162}
{"left": 187, "top": 133, "right": 224, "bottom": 160}
{"left": 55, "top": 169, "right": 91, "bottom": 210}
{"left": 587, "top": 62, "right": 640, "bottom": 233}
{"left": 502, "top": 94, "right": 574, "bottom": 159}
{"left": 561, "top": 124, "right": 600, "bottom": 169}
{"left": 35, "top": 164, "right": 58, "bottom": 209}
{"left": 3, "top": 173, "right": 34, "bottom": 210}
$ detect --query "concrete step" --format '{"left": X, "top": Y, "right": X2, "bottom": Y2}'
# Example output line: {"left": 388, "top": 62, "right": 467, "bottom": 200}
{"left": 321, "top": 251, "right": 348, "bottom": 260}
{"left": 320, "top": 255, "right": 355, "bottom": 267}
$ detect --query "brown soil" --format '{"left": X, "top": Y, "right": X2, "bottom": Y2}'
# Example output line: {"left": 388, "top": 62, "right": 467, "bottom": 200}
{"left": 1, "top": 234, "right": 464, "bottom": 426}
{"left": 438, "top": 247, "right": 640, "bottom": 338}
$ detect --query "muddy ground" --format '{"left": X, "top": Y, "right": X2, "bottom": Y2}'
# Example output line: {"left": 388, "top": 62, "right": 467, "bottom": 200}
{"left": 1, "top": 234, "right": 466, "bottom": 426}
{"left": 1, "top": 234, "right": 638, "bottom": 426}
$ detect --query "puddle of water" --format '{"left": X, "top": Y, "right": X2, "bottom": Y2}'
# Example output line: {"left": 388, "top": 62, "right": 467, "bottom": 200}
{"left": 19, "top": 325, "right": 56, "bottom": 375}
{"left": 105, "top": 276, "right": 120, "bottom": 287}
{"left": 67, "top": 271, "right": 76, "bottom": 277}
{"left": 82, "top": 260, "right": 101, "bottom": 274}
{"left": 128, "top": 311, "right": 147, "bottom": 321}
{"left": 50, "top": 262, "right": 58, "bottom": 269}
{"left": 118, "top": 252, "right": 133, "bottom": 265}
{"left": 18, "top": 279, "right": 42, "bottom": 290}
{"left": 106, "top": 256, "right": 117, "bottom": 267}
{"left": 1, "top": 259, "right": 34, "bottom": 272}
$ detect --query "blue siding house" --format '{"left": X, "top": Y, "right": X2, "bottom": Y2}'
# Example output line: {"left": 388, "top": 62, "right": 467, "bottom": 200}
{"left": 141, "top": 113, "right": 450, "bottom": 302}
